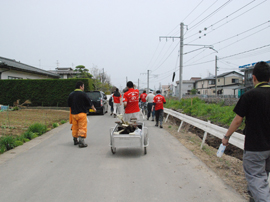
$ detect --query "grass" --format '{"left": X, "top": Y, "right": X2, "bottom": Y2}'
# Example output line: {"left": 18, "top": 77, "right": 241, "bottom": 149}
{"left": 166, "top": 98, "right": 244, "bottom": 130}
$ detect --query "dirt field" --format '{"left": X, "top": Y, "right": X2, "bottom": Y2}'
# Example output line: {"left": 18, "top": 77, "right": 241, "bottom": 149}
{"left": 163, "top": 119, "right": 249, "bottom": 200}
{"left": 0, "top": 109, "right": 69, "bottom": 138}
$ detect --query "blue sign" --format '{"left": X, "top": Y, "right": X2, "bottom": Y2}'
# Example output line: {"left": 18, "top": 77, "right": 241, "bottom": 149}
{"left": 239, "top": 60, "right": 270, "bottom": 69}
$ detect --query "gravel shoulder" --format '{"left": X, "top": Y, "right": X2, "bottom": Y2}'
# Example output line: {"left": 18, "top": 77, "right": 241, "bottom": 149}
{"left": 163, "top": 119, "right": 249, "bottom": 200}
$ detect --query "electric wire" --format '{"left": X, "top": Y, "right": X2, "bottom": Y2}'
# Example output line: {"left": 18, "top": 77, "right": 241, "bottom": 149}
{"left": 186, "top": 0, "right": 266, "bottom": 41}
{"left": 182, "top": 0, "right": 204, "bottom": 22}
{"left": 188, "top": 0, "right": 232, "bottom": 31}
{"left": 187, "top": 0, "right": 218, "bottom": 27}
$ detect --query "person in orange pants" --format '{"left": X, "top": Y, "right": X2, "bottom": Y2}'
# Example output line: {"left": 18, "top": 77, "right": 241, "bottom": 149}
{"left": 68, "top": 81, "right": 96, "bottom": 148}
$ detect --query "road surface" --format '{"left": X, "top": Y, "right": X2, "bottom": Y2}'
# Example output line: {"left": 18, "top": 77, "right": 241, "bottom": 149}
{"left": 0, "top": 112, "right": 245, "bottom": 202}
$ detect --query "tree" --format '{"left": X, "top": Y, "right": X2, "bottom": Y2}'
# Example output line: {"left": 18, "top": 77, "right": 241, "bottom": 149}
{"left": 90, "top": 65, "right": 112, "bottom": 93}
{"left": 74, "top": 65, "right": 93, "bottom": 79}
{"left": 190, "top": 88, "right": 197, "bottom": 95}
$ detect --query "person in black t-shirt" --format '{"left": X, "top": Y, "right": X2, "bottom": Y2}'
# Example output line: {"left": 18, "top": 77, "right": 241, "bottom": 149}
{"left": 68, "top": 81, "right": 96, "bottom": 148}
{"left": 222, "top": 61, "right": 270, "bottom": 202}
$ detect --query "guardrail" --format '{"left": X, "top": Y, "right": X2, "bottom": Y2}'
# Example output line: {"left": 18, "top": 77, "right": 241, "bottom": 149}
{"left": 164, "top": 108, "right": 244, "bottom": 150}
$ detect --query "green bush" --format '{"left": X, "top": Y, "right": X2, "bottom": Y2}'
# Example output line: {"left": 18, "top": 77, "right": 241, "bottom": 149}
{"left": 60, "top": 120, "right": 67, "bottom": 124}
{"left": 27, "top": 123, "right": 47, "bottom": 135}
{"left": 0, "top": 145, "right": 6, "bottom": 154}
{"left": 23, "top": 131, "right": 36, "bottom": 140}
{"left": 52, "top": 123, "right": 59, "bottom": 128}
{"left": 12, "top": 106, "right": 19, "bottom": 111}
{"left": 0, "top": 136, "right": 16, "bottom": 151}
{"left": 14, "top": 140, "right": 23, "bottom": 147}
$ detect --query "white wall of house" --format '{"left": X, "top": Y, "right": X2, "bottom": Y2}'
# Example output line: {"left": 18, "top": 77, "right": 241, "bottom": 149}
{"left": 0, "top": 69, "right": 54, "bottom": 79}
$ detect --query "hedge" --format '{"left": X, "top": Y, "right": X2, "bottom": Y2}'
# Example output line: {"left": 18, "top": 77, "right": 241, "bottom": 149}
{"left": 0, "top": 78, "right": 94, "bottom": 107}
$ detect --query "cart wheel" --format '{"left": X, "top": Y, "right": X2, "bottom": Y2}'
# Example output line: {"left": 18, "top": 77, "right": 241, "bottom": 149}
{"left": 111, "top": 147, "right": 116, "bottom": 154}
{"left": 144, "top": 147, "right": 147, "bottom": 155}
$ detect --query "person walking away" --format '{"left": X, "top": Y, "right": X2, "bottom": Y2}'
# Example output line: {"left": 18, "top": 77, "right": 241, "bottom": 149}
{"left": 123, "top": 81, "right": 140, "bottom": 122}
{"left": 152, "top": 90, "right": 166, "bottom": 128}
{"left": 140, "top": 90, "right": 147, "bottom": 115}
{"left": 68, "top": 81, "right": 96, "bottom": 148}
{"left": 113, "top": 88, "right": 122, "bottom": 118}
{"left": 109, "top": 92, "right": 114, "bottom": 116}
{"left": 146, "top": 91, "right": 155, "bottom": 121}
{"left": 221, "top": 61, "right": 270, "bottom": 202}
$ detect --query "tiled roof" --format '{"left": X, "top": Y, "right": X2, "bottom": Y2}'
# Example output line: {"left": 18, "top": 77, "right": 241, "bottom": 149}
{"left": 0, "top": 56, "right": 60, "bottom": 78}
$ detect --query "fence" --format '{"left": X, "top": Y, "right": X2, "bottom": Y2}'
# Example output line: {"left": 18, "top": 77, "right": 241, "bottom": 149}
{"left": 163, "top": 108, "right": 244, "bottom": 150}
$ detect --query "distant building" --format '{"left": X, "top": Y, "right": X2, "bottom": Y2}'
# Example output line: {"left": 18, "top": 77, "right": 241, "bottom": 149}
{"left": 195, "top": 71, "right": 243, "bottom": 96}
{"left": 175, "top": 77, "right": 201, "bottom": 97}
{"left": 0, "top": 56, "right": 59, "bottom": 79}
{"left": 239, "top": 60, "right": 270, "bottom": 92}
{"left": 49, "top": 67, "right": 77, "bottom": 79}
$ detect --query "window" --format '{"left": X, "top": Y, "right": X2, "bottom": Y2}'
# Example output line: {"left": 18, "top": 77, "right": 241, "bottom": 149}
{"left": 8, "top": 76, "right": 22, "bottom": 79}
{"left": 232, "top": 79, "right": 239, "bottom": 83}
{"left": 218, "top": 79, "right": 220, "bottom": 82}
{"left": 208, "top": 80, "right": 215, "bottom": 85}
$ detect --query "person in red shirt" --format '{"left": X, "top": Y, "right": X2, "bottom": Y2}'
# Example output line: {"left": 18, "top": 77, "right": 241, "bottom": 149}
{"left": 140, "top": 90, "right": 147, "bottom": 115}
{"left": 152, "top": 90, "right": 166, "bottom": 128}
{"left": 112, "top": 88, "right": 122, "bottom": 118}
{"left": 123, "top": 81, "right": 140, "bottom": 122}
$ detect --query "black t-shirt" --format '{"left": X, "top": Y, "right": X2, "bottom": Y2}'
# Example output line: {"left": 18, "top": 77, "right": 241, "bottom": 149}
{"left": 234, "top": 83, "right": 270, "bottom": 151}
{"left": 68, "top": 90, "right": 93, "bottom": 114}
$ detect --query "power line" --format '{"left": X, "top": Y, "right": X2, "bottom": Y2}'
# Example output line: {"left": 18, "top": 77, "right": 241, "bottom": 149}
{"left": 186, "top": 0, "right": 266, "bottom": 41}
{"left": 188, "top": 0, "right": 232, "bottom": 31}
{"left": 182, "top": 0, "right": 204, "bottom": 22}
{"left": 187, "top": 0, "right": 218, "bottom": 27}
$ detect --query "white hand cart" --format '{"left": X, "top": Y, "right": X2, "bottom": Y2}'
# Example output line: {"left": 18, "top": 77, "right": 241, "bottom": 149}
{"left": 109, "top": 121, "right": 149, "bottom": 155}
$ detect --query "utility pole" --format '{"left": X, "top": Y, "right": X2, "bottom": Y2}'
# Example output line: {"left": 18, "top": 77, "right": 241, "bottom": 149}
{"left": 179, "top": 22, "right": 184, "bottom": 100}
{"left": 147, "top": 70, "right": 149, "bottom": 94}
{"left": 138, "top": 78, "right": 139, "bottom": 90}
{"left": 215, "top": 56, "right": 218, "bottom": 96}
{"left": 160, "top": 23, "right": 183, "bottom": 100}
{"left": 126, "top": 77, "right": 128, "bottom": 84}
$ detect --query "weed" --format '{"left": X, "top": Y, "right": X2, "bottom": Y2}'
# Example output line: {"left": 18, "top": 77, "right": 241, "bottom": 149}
{"left": 0, "top": 136, "right": 16, "bottom": 150}
{"left": 202, "top": 145, "right": 212, "bottom": 156}
{"left": 0, "top": 145, "right": 6, "bottom": 154}
{"left": 60, "top": 120, "right": 67, "bottom": 124}
{"left": 27, "top": 123, "right": 47, "bottom": 136}
{"left": 14, "top": 140, "right": 23, "bottom": 147}
{"left": 23, "top": 131, "right": 36, "bottom": 140}
{"left": 168, "top": 125, "right": 172, "bottom": 128}
{"left": 52, "top": 123, "right": 59, "bottom": 128}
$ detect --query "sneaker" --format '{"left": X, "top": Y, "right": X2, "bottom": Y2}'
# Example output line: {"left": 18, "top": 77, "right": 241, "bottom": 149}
{"left": 160, "top": 125, "right": 163, "bottom": 128}
{"left": 155, "top": 124, "right": 158, "bottom": 127}
{"left": 152, "top": 119, "right": 154, "bottom": 121}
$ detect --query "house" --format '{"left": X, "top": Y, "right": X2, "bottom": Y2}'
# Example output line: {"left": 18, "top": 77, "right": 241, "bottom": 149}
{"left": 175, "top": 77, "right": 201, "bottom": 97}
{"left": 49, "top": 67, "right": 77, "bottom": 79}
{"left": 239, "top": 60, "right": 270, "bottom": 92}
{"left": 195, "top": 71, "right": 243, "bottom": 96}
{"left": 161, "top": 85, "right": 174, "bottom": 97}
{"left": 0, "top": 56, "right": 59, "bottom": 79}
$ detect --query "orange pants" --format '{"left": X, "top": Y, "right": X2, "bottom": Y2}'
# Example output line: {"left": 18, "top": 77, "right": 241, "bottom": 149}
{"left": 71, "top": 113, "right": 87, "bottom": 138}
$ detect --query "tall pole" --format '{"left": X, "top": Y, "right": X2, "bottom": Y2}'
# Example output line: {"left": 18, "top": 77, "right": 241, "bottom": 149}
{"left": 126, "top": 77, "right": 128, "bottom": 84}
{"left": 138, "top": 78, "right": 139, "bottom": 90}
{"left": 147, "top": 70, "right": 149, "bottom": 94}
{"left": 215, "top": 56, "right": 217, "bottom": 96}
{"left": 179, "top": 22, "right": 184, "bottom": 100}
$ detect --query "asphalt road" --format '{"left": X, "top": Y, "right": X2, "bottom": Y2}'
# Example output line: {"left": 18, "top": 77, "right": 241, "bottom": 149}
{"left": 0, "top": 112, "right": 246, "bottom": 202}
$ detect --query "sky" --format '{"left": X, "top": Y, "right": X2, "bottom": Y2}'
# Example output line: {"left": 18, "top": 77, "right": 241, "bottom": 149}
{"left": 1, "top": 0, "right": 270, "bottom": 91}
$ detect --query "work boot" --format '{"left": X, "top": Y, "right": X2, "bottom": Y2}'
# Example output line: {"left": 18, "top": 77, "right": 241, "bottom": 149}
{"left": 73, "top": 137, "right": 79, "bottom": 145}
{"left": 78, "top": 137, "right": 88, "bottom": 148}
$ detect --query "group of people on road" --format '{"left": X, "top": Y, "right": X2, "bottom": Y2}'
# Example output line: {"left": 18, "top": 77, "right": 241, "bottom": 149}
{"left": 67, "top": 61, "right": 270, "bottom": 201}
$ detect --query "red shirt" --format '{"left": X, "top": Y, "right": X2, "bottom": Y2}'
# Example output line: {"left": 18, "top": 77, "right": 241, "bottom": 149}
{"left": 140, "top": 93, "right": 147, "bottom": 102}
{"left": 123, "top": 88, "right": 140, "bottom": 114}
{"left": 153, "top": 94, "right": 166, "bottom": 110}
{"left": 113, "top": 94, "right": 121, "bottom": 104}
